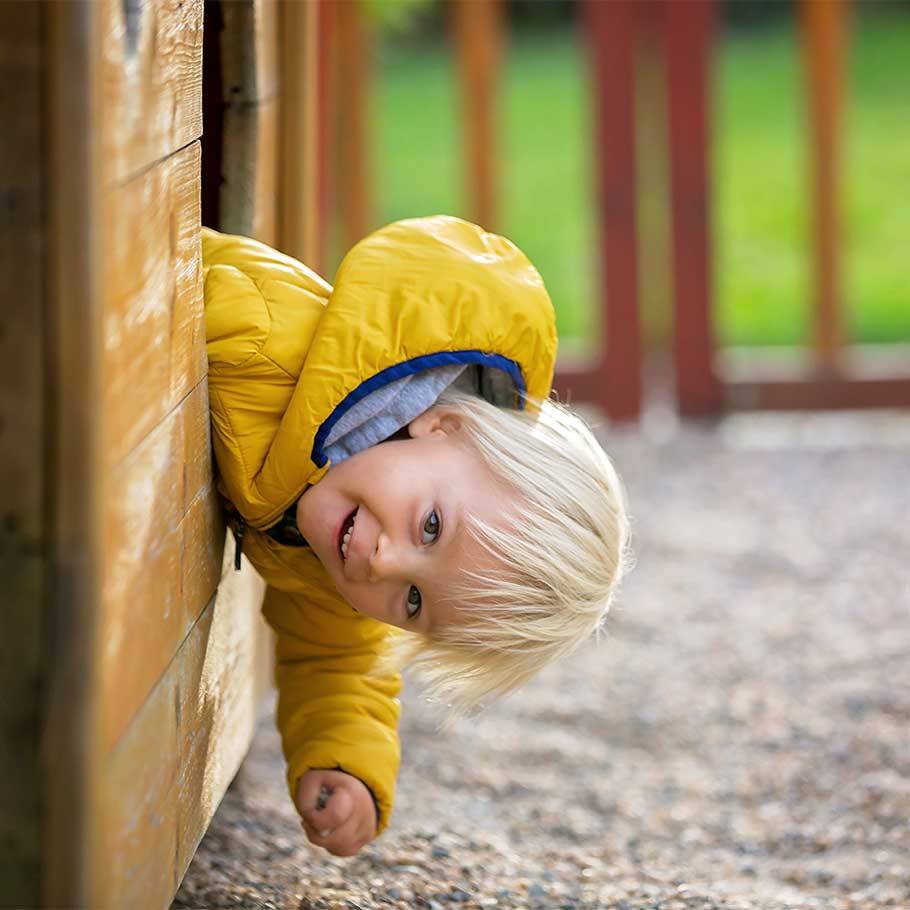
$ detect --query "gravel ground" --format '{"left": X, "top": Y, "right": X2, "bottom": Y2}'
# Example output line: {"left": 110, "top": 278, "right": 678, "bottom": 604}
{"left": 172, "top": 411, "right": 910, "bottom": 910}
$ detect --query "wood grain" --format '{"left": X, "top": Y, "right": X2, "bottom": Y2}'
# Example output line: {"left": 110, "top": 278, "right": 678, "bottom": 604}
{"left": 100, "top": 382, "right": 223, "bottom": 752}
{"left": 98, "top": 542, "right": 268, "bottom": 910}
{"left": 101, "top": 141, "right": 204, "bottom": 468}
{"left": 99, "top": 0, "right": 203, "bottom": 185}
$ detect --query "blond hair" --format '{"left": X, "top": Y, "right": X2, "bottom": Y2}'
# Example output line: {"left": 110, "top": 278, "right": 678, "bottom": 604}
{"left": 386, "top": 388, "right": 631, "bottom": 714}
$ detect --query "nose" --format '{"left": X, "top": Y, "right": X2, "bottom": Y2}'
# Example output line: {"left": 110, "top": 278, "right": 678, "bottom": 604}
{"left": 368, "top": 532, "right": 409, "bottom": 583}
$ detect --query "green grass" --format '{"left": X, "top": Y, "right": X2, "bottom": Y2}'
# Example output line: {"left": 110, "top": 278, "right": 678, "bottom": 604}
{"left": 371, "top": 11, "right": 910, "bottom": 347}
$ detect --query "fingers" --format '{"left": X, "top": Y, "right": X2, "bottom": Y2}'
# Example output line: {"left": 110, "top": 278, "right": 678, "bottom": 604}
{"left": 301, "top": 815, "right": 370, "bottom": 857}
{"left": 295, "top": 769, "right": 377, "bottom": 857}
{"left": 300, "top": 777, "right": 355, "bottom": 831}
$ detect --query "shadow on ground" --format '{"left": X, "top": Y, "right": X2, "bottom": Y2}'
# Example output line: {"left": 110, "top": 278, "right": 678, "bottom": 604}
{"left": 173, "top": 411, "right": 910, "bottom": 910}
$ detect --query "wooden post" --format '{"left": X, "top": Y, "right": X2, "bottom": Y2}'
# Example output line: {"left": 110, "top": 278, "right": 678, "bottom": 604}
{"left": 44, "top": 4, "right": 104, "bottom": 904}
{"left": 335, "top": 0, "right": 371, "bottom": 250}
{"left": 584, "top": 0, "right": 641, "bottom": 420}
{"left": 802, "top": 0, "right": 846, "bottom": 372}
{"left": 666, "top": 0, "right": 722, "bottom": 416}
{"left": 281, "top": 0, "right": 329, "bottom": 271}
{"left": 452, "top": 0, "right": 503, "bottom": 231}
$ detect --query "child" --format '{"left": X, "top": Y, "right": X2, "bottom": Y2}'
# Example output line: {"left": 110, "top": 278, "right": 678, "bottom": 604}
{"left": 202, "top": 216, "right": 629, "bottom": 857}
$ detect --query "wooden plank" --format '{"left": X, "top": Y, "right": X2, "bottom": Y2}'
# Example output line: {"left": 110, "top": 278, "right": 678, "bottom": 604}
{"left": 252, "top": 96, "right": 281, "bottom": 245}
{"left": 220, "top": 0, "right": 281, "bottom": 105}
{"left": 315, "top": 0, "right": 335, "bottom": 274}
{"left": 335, "top": 0, "right": 372, "bottom": 248}
{"left": 802, "top": 0, "right": 847, "bottom": 367}
{"left": 99, "top": 383, "right": 223, "bottom": 752}
{"left": 43, "top": 2, "right": 105, "bottom": 905}
{"left": 279, "top": 0, "right": 322, "bottom": 265}
{"left": 726, "top": 376, "right": 910, "bottom": 411}
{"left": 0, "top": 4, "right": 46, "bottom": 903}
{"left": 452, "top": 0, "right": 503, "bottom": 231}
{"left": 583, "top": 0, "right": 641, "bottom": 420}
{"left": 217, "top": 0, "right": 281, "bottom": 242}
{"left": 101, "top": 141, "right": 204, "bottom": 468}
{"left": 99, "top": 0, "right": 203, "bottom": 185}
{"left": 722, "top": 344, "right": 910, "bottom": 409}
{"left": 221, "top": 94, "right": 281, "bottom": 243}
{"left": 98, "top": 544, "right": 268, "bottom": 910}
{"left": 665, "top": 0, "right": 722, "bottom": 416}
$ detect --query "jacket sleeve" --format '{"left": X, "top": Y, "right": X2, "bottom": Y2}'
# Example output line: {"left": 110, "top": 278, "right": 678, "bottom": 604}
{"left": 246, "top": 532, "right": 402, "bottom": 834}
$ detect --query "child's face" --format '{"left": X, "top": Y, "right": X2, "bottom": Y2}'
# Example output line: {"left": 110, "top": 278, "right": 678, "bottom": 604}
{"left": 296, "top": 408, "right": 511, "bottom": 633}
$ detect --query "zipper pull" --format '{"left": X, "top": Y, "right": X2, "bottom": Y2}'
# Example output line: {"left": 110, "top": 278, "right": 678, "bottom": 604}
{"left": 232, "top": 515, "right": 246, "bottom": 571}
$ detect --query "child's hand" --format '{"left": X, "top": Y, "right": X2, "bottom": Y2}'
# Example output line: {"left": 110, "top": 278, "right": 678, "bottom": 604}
{"left": 295, "top": 769, "right": 378, "bottom": 857}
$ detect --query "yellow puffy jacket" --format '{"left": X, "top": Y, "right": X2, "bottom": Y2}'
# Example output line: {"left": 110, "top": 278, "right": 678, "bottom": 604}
{"left": 202, "top": 216, "right": 557, "bottom": 833}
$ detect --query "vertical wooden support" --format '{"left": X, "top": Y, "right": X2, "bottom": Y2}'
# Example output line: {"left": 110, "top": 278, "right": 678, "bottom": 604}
{"left": 452, "top": 0, "right": 503, "bottom": 231}
{"left": 802, "top": 0, "right": 846, "bottom": 371}
{"left": 335, "top": 0, "right": 371, "bottom": 250}
{"left": 280, "top": 0, "right": 322, "bottom": 268}
{"left": 316, "top": 0, "right": 335, "bottom": 269}
{"left": 584, "top": 0, "right": 641, "bottom": 420}
{"left": 635, "top": 0, "right": 672, "bottom": 357}
{"left": 44, "top": 3, "right": 103, "bottom": 905}
{"left": 666, "top": 0, "right": 722, "bottom": 416}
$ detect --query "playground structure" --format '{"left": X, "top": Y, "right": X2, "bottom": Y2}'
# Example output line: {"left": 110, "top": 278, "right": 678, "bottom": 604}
{"left": 1, "top": 1, "right": 907, "bottom": 908}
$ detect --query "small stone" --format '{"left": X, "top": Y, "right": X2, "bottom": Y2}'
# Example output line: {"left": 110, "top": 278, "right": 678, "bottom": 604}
{"left": 431, "top": 845, "right": 451, "bottom": 859}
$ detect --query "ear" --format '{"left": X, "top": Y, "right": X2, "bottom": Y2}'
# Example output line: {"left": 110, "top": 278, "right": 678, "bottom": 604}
{"left": 407, "top": 405, "right": 462, "bottom": 439}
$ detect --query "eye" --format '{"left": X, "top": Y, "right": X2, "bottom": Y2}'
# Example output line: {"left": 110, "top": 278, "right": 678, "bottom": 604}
{"left": 406, "top": 586, "right": 422, "bottom": 620}
{"left": 421, "top": 510, "right": 441, "bottom": 545}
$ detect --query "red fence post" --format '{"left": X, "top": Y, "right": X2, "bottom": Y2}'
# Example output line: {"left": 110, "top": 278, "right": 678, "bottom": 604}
{"left": 802, "top": 0, "right": 846, "bottom": 372}
{"left": 584, "top": 0, "right": 641, "bottom": 421}
{"left": 666, "top": 0, "right": 722, "bottom": 416}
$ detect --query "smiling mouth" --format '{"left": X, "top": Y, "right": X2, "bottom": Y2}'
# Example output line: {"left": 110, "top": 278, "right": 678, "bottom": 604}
{"left": 338, "top": 507, "right": 358, "bottom": 561}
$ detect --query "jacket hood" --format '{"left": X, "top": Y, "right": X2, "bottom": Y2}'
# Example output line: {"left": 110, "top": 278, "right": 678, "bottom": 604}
{"left": 204, "top": 216, "right": 558, "bottom": 530}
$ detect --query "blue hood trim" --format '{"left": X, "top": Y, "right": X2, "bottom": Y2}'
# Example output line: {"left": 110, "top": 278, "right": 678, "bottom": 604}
{"left": 311, "top": 350, "right": 526, "bottom": 468}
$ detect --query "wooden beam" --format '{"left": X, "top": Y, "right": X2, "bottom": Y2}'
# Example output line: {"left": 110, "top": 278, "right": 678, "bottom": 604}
{"left": 802, "top": 0, "right": 847, "bottom": 369}
{"left": 666, "top": 0, "right": 722, "bottom": 417}
{"left": 96, "top": 546, "right": 267, "bottom": 910}
{"left": 584, "top": 0, "right": 642, "bottom": 420}
{"left": 43, "top": 2, "right": 104, "bottom": 905}
{"left": 219, "top": 0, "right": 283, "bottom": 243}
{"left": 101, "top": 142, "right": 205, "bottom": 467}
{"left": 726, "top": 376, "right": 910, "bottom": 411}
{"left": 98, "top": 0, "right": 204, "bottom": 186}
{"left": 722, "top": 344, "right": 910, "bottom": 409}
{"left": 335, "top": 0, "right": 371, "bottom": 249}
{"left": 280, "top": 0, "right": 315, "bottom": 263}
{"left": 452, "top": 0, "right": 503, "bottom": 231}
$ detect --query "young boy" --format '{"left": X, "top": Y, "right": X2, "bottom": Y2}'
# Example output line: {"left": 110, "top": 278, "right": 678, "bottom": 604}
{"left": 203, "top": 216, "right": 629, "bottom": 857}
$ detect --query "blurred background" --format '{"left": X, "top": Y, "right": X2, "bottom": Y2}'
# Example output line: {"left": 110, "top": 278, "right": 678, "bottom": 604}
{"left": 358, "top": 0, "right": 910, "bottom": 351}
{"left": 264, "top": 0, "right": 910, "bottom": 421}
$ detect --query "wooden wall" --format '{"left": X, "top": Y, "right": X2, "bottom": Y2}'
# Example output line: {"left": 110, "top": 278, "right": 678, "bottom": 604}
{"left": 93, "top": 0, "right": 274, "bottom": 905}
{"left": 0, "top": 1, "right": 291, "bottom": 906}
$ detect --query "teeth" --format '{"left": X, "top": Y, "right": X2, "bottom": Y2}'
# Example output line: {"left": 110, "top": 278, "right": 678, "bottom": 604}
{"left": 340, "top": 515, "right": 354, "bottom": 560}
